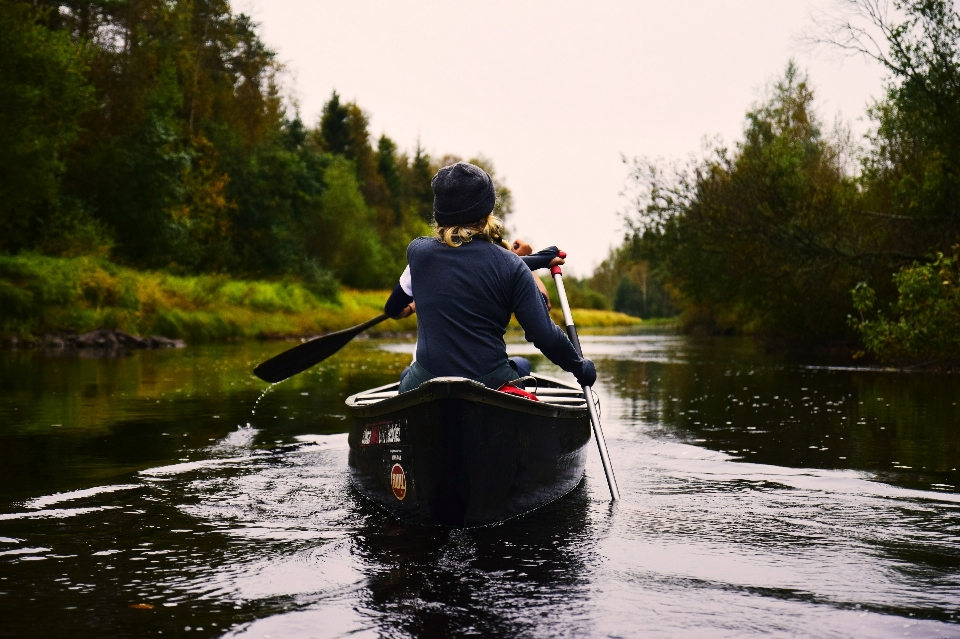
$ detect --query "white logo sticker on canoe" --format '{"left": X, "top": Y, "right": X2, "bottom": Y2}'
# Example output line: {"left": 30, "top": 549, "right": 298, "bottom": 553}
{"left": 361, "top": 420, "right": 404, "bottom": 446}
{"left": 390, "top": 463, "right": 407, "bottom": 501}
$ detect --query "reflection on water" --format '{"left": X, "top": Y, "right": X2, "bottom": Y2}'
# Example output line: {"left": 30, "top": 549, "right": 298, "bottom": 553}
{"left": 1, "top": 334, "right": 959, "bottom": 637}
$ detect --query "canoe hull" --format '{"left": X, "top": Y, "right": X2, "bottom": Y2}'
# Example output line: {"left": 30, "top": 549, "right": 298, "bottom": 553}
{"left": 347, "top": 377, "right": 591, "bottom": 527}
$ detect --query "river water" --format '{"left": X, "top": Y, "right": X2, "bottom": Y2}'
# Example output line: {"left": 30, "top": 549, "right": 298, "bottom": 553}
{"left": 1, "top": 332, "right": 959, "bottom": 638}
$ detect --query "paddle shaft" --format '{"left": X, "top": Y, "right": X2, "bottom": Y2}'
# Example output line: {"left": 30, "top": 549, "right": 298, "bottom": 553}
{"left": 551, "top": 264, "right": 621, "bottom": 501}
{"left": 352, "top": 312, "right": 391, "bottom": 334}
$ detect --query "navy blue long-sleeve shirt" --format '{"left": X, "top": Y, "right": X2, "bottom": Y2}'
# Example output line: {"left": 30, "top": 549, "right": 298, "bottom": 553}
{"left": 385, "top": 237, "right": 589, "bottom": 381}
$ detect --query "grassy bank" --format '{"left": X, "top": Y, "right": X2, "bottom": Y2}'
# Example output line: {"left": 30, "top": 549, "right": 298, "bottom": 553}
{"left": 0, "top": 255, "right": 641, "bottom": 343}
{"left": 546, "top": 309, "right": 643, "bottom": 329}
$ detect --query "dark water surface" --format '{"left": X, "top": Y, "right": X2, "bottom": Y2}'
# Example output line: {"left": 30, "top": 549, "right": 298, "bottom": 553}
{"left": 1, "top": 333, "right": 960, "bottom": 638}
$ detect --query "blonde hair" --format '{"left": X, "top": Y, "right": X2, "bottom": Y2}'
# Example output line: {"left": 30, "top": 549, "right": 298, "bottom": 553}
{"left": 434, "top": 214, "right": 510, "bottom": 249}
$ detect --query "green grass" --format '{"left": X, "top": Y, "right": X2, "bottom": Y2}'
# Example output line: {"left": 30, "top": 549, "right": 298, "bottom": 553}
{"left": 0, "top": 254, "right": 416, "bottom": 341}
{"left": 632, "top": 316, "right": 679, "bottom": 328}
{"left": 0, "top": 254, "right": 644, "bottom": 343}
{"left": 549, "top": 308, "right": 643, "bottom": 328}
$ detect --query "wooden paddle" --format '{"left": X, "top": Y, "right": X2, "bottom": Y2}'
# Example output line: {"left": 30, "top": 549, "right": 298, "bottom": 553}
{"left": 253, "top": 313, "right": 389, "bottom": 383}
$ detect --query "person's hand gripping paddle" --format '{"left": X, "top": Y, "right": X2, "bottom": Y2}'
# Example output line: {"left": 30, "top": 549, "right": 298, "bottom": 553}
{"left": 552, "top": 251, "right": 621, "bottom": 501}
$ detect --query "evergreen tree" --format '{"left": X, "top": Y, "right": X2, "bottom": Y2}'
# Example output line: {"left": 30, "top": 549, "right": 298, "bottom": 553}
{"left": 318, "top": 91, "right": 351, "bottom": 156}
{"left": 377, "top": 135, "right": 403, "bottom": 223}
{"left": 399, "top": 142, "right": 434, "bottom": 223}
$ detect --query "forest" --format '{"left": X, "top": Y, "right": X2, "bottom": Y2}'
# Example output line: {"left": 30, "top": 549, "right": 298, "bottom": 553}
{"left": 0, "top": 0, "right": 515, "bottom": 288}
{"left": 594, "top": 0, "right": 960, "bottom": 363}
{"left": 0, "top": 0, "right": 538, "bottom": 339}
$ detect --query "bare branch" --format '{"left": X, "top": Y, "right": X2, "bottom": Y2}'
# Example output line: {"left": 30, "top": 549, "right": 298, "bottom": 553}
{"left": 800, "top": 0, "right": 912, "bottom": 76}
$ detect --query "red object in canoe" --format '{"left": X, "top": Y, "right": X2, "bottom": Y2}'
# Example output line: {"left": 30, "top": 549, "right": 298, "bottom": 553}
{"left": 497, "top": 384, "right": 539, "bottom": 401}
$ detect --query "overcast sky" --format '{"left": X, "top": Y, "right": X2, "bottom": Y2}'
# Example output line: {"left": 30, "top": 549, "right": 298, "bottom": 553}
{"left": 240, "top": 0, "right": 887, "bottom": 276}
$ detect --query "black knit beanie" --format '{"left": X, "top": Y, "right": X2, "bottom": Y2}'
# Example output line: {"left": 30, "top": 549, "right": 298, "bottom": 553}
{"left": 431, "top": 162, "right": 496, "bottom": 226}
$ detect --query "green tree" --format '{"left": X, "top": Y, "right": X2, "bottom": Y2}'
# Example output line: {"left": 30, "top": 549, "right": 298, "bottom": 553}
{"left": 404, "top": 142, "right": 435, "bottom": 223}
{"left": 815, "top": 0, "right": 960, "bottom": 250}
{"left": 316, "top": 93, "right": 392, "bottom": 226}
{"left": 226, "top": 118, "right": 327, "bottom": 277}
{"left": 591, "top": 240, "right": 677, "bottom": 318}
{"left": 43, "top": 0, "right": 287, "bottom": 270}
{"left": 627, "top": 63, "right": 864, "bottom": 336}
{"left": 0, "top": 2, "right": 95, "bottom": 253}
{"left": 312, "top": 157, "right": 392, "bottom": 289}
{"left": 377, "top": 135, "right": 403, "bottom": 223}
{"left": 318, "top": 91, "right": 351, "bottom": 156}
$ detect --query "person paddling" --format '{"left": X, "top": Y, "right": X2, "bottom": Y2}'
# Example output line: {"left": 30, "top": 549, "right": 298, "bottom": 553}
{"left": 383, "top": 161, "right": 596, "bottom": 393}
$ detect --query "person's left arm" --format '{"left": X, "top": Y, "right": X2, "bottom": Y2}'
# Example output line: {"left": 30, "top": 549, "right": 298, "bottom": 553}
{"left": 510, "top": 262, "right": 595, "bottom": 386}
{"left": 519, "top": 246, "right": 564, "bottom": 271}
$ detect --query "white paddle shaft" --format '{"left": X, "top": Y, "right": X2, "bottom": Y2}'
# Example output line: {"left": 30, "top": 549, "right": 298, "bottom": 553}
{"left": 552, "top": 269, "right": 620, "bottom": 501}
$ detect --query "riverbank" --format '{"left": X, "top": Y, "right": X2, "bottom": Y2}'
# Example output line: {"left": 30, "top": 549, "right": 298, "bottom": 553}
{"left": 0, "top": 254, "right": 642, "bottom": 345}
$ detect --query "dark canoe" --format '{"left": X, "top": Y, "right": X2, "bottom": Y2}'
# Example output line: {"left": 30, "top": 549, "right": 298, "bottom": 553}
{"left": 345, "top": 373, "right": 591, "bottom": 527}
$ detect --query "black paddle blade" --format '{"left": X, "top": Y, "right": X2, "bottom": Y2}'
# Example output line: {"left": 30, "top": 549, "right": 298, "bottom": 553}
{"left": 253, "top": 314, "right": 389, "bottom": 383}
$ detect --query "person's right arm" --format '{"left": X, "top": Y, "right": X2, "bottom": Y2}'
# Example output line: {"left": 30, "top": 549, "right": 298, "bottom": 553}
{"left": 384, "top": 265, "right": 415, "bottom": 319}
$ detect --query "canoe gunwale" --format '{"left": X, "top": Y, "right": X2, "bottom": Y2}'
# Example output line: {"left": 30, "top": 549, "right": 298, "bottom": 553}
{"left": 346, "top": 374, "right": 589, "bottom": 419}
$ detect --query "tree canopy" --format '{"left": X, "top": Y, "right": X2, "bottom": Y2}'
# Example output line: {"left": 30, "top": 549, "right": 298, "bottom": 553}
{"left": 605, "top": 0, "right": 960, "bottom": 355}
{"left": 0, "top": 0, "right": 502, "bottom": 293}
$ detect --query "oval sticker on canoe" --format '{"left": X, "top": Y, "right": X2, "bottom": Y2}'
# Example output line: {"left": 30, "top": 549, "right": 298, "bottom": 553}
{"left": 390, "top": 463, "right": 407, "bottom": 501}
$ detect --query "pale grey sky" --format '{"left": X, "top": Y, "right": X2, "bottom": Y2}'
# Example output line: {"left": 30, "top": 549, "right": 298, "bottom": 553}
{"left": 242, "top": 0, "right": 886, "bottom": 275}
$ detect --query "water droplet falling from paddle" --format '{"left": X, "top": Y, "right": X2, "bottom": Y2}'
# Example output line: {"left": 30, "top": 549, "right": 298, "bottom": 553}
{"left": 251, "top": 381, "right": 284, "bottom": 419}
